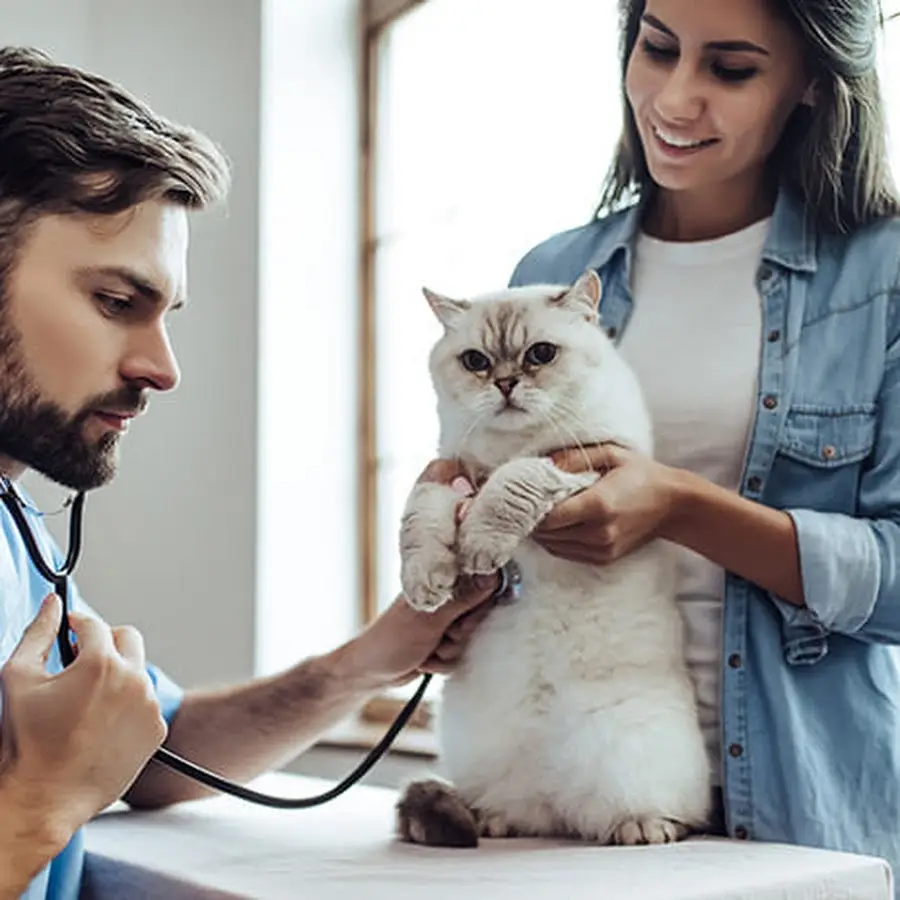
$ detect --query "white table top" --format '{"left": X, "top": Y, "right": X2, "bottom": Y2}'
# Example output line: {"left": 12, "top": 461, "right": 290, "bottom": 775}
{"left": 84, "top": 772, "right": 894, "bottom": 900}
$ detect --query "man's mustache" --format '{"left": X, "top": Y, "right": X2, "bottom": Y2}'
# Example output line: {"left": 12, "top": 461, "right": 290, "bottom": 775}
{"left": 79, "top": 386, "right": 149, "bottom": 419}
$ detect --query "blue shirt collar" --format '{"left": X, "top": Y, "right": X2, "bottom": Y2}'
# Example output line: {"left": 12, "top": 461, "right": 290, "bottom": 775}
{"left": 586, "top": 184, "right": 818, "bottom": 277}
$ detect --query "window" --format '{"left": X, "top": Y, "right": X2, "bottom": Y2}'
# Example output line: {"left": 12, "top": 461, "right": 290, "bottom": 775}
{"left": 363, "top": 1, "right": 900, "bottom": 629}
{"left": 363, "top": 0, "right": 623, "bottom": 620}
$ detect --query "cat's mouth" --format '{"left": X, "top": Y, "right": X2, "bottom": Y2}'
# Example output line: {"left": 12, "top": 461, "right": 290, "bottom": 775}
{"left": 496, "top": 400, "right": 527, "bottom": 414}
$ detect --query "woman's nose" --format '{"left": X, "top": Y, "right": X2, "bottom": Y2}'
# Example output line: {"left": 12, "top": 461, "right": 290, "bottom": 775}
{"left": 653, "top": 63, "right": 705, "bottom": 123}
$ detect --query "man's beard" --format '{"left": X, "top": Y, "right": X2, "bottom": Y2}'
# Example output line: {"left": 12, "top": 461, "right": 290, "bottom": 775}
{"left": 0, "top": 309, "right": 145, "bottom": 492}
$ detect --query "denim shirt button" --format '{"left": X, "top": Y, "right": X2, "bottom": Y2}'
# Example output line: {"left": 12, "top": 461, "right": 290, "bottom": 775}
{"left": 605, "top": 326, "right": 618, "bottom": 340}
{"left": 822, "top": 445, "right": 837, "bottom": 460}
{"left": 729, "top": 743, "right": 744, "bottom": 758}
{"left": 734, "top": 825, "right": 750, "bottom": 840}
{"left": 767, "top": 329, "right": 781, "bottom": 342}
{"left": 728, "top": 652, "right": 743, "bottom": 669}
{"left": 746, "top": 476, "right": 762, "bottom": 493}
{"left": 762, "top": 395, "right": 778, "bottom": 410}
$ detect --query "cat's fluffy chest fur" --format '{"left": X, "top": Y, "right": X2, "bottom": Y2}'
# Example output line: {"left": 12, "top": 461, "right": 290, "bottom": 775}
{"left": 396, "top": 272, "right": 711, "bottom": 847}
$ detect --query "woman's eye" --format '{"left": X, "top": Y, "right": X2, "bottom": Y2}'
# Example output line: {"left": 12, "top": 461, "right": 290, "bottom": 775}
{"left": 713, "top": 63, "right": 757, "bottom": 83}
{"left": 641, "top": 38, "right": 678, "bottom": 62}
{"left": 641, "top": 36, "right": 756, "bottom": 84}
{"left": 524, "top": 342, "right": 558, "bottom": 366}
{"left": 460, "top": 349, "right": 492, "bottom": 373}
{"left": 96, "top": 293, "right": 133, "bottom": 315}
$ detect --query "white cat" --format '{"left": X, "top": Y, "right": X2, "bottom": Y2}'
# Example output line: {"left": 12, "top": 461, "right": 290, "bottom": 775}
{"left": 396, "top": 270, "right": 711, "bottom": 848}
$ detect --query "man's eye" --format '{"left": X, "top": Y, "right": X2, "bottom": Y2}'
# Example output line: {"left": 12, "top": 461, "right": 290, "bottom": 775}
{"left": 96, "top": 293, "right": 132, "bottom": 315}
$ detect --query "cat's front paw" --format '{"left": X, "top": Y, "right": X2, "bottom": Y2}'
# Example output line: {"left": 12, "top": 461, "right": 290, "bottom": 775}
{"left": 401, "top": 545, "right": 458, "bottom": 612}
{"left": 457, "top": 521, "right": 519, "bottom": 576}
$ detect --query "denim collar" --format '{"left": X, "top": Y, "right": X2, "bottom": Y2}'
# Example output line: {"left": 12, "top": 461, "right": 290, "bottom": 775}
{"left": 585, "top": 184, "right": 819, "bottom": 279}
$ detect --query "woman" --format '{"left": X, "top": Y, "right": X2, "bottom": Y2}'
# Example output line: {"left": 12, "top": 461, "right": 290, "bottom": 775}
{"left": 508, "top": 0, "right": 900, "bottom": 877}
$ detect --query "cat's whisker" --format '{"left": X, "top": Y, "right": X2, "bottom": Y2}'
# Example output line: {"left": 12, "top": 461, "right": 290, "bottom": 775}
{"left": 457, "top": 397, "right": 494, "bottom": 448}
{"left": 552, "top": 399, "right": 599, "bottom": 464}
{"left": 541, "top": 403, "right": 592, "bottom": 470}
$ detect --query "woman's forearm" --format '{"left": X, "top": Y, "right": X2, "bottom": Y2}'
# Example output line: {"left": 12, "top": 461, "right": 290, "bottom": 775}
{"left": 663, "top": 468, "right": 805, "bottom": 607}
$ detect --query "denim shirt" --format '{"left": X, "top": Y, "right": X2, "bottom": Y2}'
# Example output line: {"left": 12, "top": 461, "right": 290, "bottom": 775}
{"left": 509, "top": 187, "right": 900, "bottom": 880}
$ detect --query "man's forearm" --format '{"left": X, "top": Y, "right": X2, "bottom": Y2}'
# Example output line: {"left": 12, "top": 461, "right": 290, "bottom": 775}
{"left": 124, "top": 640, "right": 386, "bottom": 809}
{"left": 0, "top": 777, "right": 73, "bottom": 898}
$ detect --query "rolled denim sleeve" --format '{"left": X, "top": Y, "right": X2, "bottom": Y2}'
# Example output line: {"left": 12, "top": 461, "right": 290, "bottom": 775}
{"left": 784, "top": 509, "right": 882, "bottom": 634}
{"left": 783, "top": 322, "right": 900, "bottom": 643}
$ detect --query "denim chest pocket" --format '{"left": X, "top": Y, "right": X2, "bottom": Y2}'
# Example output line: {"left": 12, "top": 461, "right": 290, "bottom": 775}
{"left": 769, "top": 407, "right": 877, "bottom": 513}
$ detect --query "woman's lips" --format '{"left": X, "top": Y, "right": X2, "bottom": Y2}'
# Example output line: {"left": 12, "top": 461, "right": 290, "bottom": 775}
{"left": 650, "top": 122, "right": 718, "bottom": 159}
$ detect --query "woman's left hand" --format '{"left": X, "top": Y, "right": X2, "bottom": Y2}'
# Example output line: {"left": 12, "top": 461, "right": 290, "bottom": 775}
{"left": 534, "top": 443, "right": 683, "bottom": 565}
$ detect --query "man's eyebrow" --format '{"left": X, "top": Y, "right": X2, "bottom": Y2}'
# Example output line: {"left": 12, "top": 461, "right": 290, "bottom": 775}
{"left": 77, "top": 265, "right": 187, "bottom": 311}
{"left": 641, "top": 13, "right": 771, "bottom": 56}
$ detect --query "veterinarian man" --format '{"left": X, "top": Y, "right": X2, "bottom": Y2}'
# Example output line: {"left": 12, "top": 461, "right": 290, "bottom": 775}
{"left": 0, "top": 46, "right": 497, "bottom": 900}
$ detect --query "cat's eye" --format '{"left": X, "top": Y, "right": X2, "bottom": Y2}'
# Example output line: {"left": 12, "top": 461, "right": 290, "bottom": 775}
{"left": 524, "top": 342, "right": 558, "bottom": 366}
{"left": 459, "top": 349, "right": 492, "bottom": 373}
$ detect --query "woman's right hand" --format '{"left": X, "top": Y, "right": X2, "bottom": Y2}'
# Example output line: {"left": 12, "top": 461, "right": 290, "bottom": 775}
{"left": 0, "top": 594, "right": 168, "bottom": 841}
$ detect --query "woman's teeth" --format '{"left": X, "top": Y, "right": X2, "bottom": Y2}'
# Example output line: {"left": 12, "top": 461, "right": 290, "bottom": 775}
{"left": 653, "top": 125, "right": 710, "bottom": 149}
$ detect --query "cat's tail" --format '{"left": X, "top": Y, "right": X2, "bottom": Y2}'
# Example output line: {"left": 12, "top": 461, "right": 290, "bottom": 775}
{"left": 396, "top": 778, "right": 479, "bottom": 848}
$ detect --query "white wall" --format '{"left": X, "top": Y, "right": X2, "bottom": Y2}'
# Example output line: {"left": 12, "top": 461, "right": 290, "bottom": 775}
{"left": 9, "top": 0, "right": 361, "bottom": 690}
{"left": 256, "top": 0, "right": 361, "bottom": 674}
{"left": 12, "top": 0, "right": 262, "bottom": 689}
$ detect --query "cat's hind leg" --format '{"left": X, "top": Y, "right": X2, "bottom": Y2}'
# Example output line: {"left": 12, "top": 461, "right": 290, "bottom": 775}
{"left": 476, "top": 809, "right": 520, "bottom": 839}
{"left": 400, "top": 482, "right": 462, "bottom": 612}
{"left": 611, "top": 817, "right": 689, "bottom": 845}
{"left": 396, "top": 778, "right": 480, "bottom": 848}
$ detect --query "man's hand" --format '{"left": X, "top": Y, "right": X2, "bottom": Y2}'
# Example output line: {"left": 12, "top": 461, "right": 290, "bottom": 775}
{"left": 351, "top": 574, "right": 500, "bottom": 687}
{"left": 342, "top": 457, "right": 498, "bottom": 687}
{"left": 0, "top": 595, "right": 168, "bottom": 839}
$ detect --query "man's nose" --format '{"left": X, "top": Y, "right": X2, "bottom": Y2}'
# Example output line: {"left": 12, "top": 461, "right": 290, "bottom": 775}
{"left": 120, "top": 324, "right": 181, "bottom": 392}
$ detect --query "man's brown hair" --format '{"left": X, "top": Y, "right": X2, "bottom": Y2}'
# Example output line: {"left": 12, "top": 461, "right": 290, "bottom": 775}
{"left": 0, "top": 46, "right": 231, "bottom": 277}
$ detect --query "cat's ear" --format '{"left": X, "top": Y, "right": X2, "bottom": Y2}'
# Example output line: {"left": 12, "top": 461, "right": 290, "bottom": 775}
{"left": 550, "top": 270, "right": 602, "bottom": 320}
{"left": 423, "top": 287, "right": 471, "bottom": 329}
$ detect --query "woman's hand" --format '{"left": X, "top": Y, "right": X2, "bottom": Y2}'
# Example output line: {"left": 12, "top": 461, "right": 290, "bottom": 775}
{"left": 533, "top": 443, "right": 683, "bottom": 565}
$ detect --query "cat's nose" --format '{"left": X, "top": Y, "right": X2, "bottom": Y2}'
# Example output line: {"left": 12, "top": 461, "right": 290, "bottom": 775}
{"left": 495, "top": 377, "right": 519, "bottom": 398}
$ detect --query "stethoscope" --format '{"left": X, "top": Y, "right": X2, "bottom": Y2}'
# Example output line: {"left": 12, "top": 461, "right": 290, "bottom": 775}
{"left": 0, "top": 477, "right": 435, "bottom": 809}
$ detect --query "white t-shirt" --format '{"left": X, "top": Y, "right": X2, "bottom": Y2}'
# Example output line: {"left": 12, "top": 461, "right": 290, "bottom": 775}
{"left": 618, "top": 217, "right": 770, "bottom": 784}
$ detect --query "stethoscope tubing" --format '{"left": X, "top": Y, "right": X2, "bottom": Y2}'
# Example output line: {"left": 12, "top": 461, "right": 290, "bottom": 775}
{"left": 0, "top": 479, "right": 432, "bottom": 809}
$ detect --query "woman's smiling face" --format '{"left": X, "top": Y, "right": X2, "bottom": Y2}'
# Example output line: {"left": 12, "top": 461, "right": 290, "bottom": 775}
{"left": 625, "top": 0, "right": 811, "bottom": 196}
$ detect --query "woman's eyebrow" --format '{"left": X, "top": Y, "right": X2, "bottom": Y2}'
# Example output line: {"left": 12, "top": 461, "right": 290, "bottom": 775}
{"left": 641, "top": 13, "right": 771, "bottom": 56}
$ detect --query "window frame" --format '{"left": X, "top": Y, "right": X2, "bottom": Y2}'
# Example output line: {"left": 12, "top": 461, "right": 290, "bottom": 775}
{"left": 358, "top": 0, "right": 427, "bottom": 626}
